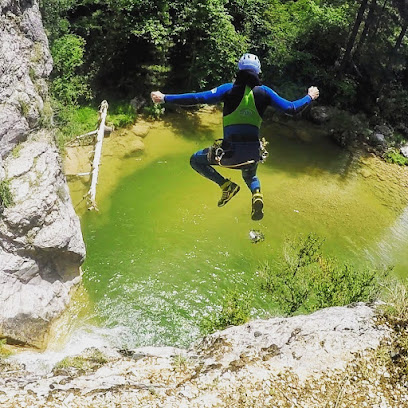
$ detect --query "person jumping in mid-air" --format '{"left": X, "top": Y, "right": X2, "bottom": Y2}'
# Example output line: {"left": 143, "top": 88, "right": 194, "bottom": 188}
{"left": 151, "top": 53, "right": 319, "bottom": 220}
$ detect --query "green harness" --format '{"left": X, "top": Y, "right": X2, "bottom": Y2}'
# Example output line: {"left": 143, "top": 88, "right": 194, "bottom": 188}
{"left": 223, "top": 86, "right": 263, "bottom": 128}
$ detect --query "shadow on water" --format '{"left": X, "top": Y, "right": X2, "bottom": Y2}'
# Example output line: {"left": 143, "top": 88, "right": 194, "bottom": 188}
{"left": 163, "top": 108, "right": 367, "bottom": 182}
{"left": 162, "top": 106, "right": 224, "bottom": 143}
{"left": 261, "top": 120, "right": 360, "bottom": 179}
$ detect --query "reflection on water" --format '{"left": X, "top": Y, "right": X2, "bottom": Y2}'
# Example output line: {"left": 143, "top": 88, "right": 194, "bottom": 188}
{"left": 64, "top": 110, "right": 408, "bottom": 349}
{"left": 365, "top": 206, "right": 408, "bottom": 271}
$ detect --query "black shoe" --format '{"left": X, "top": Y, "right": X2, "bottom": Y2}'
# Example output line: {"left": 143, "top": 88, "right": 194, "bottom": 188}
{"left": 251, "top": 192, "right": 264, "bottom": 220}
{"left": 218, "top": 180, "right": 240, "bottom": 207}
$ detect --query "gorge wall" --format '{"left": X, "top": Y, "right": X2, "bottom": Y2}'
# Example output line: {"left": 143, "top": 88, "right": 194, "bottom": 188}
{"left": 0, "top": 0, "right": 85, "bottom": 348}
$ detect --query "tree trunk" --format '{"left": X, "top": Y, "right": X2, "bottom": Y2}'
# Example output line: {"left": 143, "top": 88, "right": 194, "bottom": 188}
{"left": 385, "top": 19, "right": 408, "bottom": 75}
{"left": 394, "top": 18, "right": 408, "bottom": 50}
{"left": 88, "top": 100, "right": 109, "bottom": 211}
{"left": 340, "top": 0, "right": 370, "bottom": 72}
{"left": 355, "top": 0, "right": 377, "bottom": 58}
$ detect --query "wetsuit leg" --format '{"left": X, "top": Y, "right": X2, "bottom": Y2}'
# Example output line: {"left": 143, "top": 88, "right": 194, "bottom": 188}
{"left": 241, "top": 162, "right": 260, "bottom": 192}
{"left": 190, "top": 148, "right": 227, "bottom": 186}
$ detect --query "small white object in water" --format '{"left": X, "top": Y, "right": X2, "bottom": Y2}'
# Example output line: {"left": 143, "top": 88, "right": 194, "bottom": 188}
{"left": 249, "top": 230, "right": 265, "bottom": 244}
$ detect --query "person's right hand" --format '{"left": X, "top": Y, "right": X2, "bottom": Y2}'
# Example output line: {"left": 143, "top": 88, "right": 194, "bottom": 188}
{"left": 151, "top": 91, "right": 165, "bottom": 104}
{"left": 308, "top": 86, "right": 319, "bottom": 100}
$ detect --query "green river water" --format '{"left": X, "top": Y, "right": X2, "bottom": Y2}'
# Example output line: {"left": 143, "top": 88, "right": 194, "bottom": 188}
{"left": 64, "top": 109, "right": 408, "bottom": 349}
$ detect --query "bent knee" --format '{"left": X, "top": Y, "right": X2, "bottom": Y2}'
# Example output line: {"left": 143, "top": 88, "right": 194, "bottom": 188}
{"left": 190, "top": 152, "right": 198, "bottom": 167}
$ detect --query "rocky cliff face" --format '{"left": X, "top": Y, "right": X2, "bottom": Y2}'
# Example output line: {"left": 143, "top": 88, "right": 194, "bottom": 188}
{"left": 0, "top": 0, "right": 85, "bottom": 347}
{"left": 1, "top": 304, "right": 406, "bottom": 407}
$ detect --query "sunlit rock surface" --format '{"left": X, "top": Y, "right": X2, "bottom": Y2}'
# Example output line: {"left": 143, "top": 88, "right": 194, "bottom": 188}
{"left": 0, "top": 0, "right": 85, "bottom": 347}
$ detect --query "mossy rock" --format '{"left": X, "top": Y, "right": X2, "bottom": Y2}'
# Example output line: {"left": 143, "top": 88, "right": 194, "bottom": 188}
{"left": 53, "top": 347, "right": 108, "bottom": 377}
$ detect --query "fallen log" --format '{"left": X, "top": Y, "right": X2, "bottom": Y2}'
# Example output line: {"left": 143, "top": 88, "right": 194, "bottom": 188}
{"left": 66, "top": 126, "right": 113, "bottom": 147}
{"left": 87, "top": 100, "right": 109, "bottom": 210}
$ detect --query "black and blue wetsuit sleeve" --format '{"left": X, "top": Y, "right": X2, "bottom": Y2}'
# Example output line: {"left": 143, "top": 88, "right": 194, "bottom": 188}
{"left": 164, "top": 83, "right": 233, "bottom": 105}
{"left": 262, "top": 85, "right": 312, "bottom": 114}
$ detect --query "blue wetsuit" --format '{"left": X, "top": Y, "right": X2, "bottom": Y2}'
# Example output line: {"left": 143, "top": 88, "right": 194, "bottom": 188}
{"left": 164, "top": 70, "right": 312, "bottom": 192}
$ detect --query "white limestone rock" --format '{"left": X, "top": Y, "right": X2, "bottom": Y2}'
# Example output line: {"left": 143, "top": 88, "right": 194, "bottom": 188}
{"left": 400, "top": 144, "right": 408, "bottom": 158}
{"left": 0, "top": 0, "right": 52, "bottom": 158}
{"left": 0, "top": 1, "right": 85, "bottom": 347}
{"left": 0, "top": 132, "right": 85, "bottom": 347}
{"left": 0, "top": 304, "right": 400, "bottom": 407}
{"left": 194, "top": 303, "right": 387, "bottom": 381}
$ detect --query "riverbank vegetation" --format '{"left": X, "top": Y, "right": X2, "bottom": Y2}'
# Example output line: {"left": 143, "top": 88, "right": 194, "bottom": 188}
{"left": 39, "top": 0, "right": 408, "bottom": 149}
{"left": 201, "top": 233, "right": 391, "bottom": 334}
{"left": 53, "top": 101, "right": 137, "bottom": 150}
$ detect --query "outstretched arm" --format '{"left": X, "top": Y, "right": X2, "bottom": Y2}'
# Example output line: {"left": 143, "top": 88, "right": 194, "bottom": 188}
{"left": 263, "top": 85, "right": 319, "bottom": 114}
{"left": 151, "top": 83, "right": 233, "bottom": 106}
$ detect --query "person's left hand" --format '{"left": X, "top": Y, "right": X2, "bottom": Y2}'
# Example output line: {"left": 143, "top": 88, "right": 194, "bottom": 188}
{"left": 151, "top": 91, "right": 165, "bottom": 104}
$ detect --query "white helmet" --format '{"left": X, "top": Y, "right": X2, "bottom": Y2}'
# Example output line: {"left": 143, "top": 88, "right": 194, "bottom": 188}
{"left": 238, "top": 53, "right": 261, "bottom": 74}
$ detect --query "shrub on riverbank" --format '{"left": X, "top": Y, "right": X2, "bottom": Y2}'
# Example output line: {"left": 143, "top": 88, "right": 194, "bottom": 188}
{"left": 200, "top": 288, "right": 253, "bottom": 335}
{"left": 384, "top": 149, "right": 408, "bottom": 166}
{"left": 258, "top": 233, "right": 389, "bottom": 316}
{"left": 201, "top": 233, "right": 391, "bottom": 334}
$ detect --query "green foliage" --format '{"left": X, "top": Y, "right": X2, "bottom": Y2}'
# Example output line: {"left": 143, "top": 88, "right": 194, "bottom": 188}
{"left": 200, "top": 288, "right": 253, "bottom": 334}
{"left": 18, "top": 99, "right": 30, "bottom": 117}
{"left": 0, "top": 180, "right": 14, "bottom": 208}
{"left": 258, "top": 233, "right": 388, "bottom": 316}
{"left": 333, "top": 76, "right": 358, "bottom": 104}
{"left": 12, "top": 144, "right": 23, "bottom": 158}
{"left": 172, "top": 354, "right": 189, "bottom": 373}
{"left": 50, "top": 34, "right": 91, "bottom": 105}
{"left": 53, "top": 348, "right": 107, "bottom": 376}
{"left": 312, "top": 259, "right": 390, "bottom": 311}
{"left": 53, "top": 102, "right": 99, "bottom": 150}
{"left": 259, "top": 233, "right": 323, "bottom": 315}
{"left": 0, "top": 339, "right": 12, "bottom": 358}
{"left": 381, "top": 278, "right": 408, "bottom": 322}
{"left": 384, "top": 150, "right": 408, "bottom": 166}
{"left": 142, "top": 64, "right": 171, "bottom": 89}
{"left": 143, "top": 104, "right": 165, "bottom": 120}
{"left": 53, "top": 101, "right": 137, "bottom": 150}
{"left": 39, "top": 100, "right": 53, "bottom": 128}
{"left": 39, "top": 0, "right": 76, "bottom": 42}
{"left": 379, "top": 278, "right": 408, "bottom": 379}
{"left": 41, "top": 0, "right": 408, "bottom": 131}
{"left": 328, "top": 109, "right": 368, "bottom": 135}
{"left": 378, "top": 86, "right": 408, "bottom": 129}
{"left": 108, "top": 102, "right": 137, "bottom": 128}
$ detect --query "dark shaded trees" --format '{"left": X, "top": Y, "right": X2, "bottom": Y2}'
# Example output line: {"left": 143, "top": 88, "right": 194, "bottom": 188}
{"left": 40, "top": 0, "right": 408, "bottom": 133}
{"left": 340, "top": 0, "right": 370, "bottom": 72}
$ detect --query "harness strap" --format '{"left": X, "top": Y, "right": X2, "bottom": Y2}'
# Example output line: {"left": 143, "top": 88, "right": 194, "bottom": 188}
{"left": 217, "top": 159, "right": 256, "bottom": 168}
